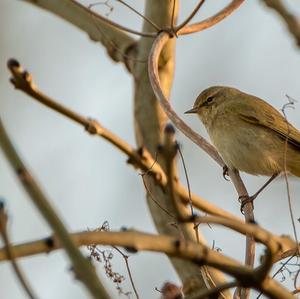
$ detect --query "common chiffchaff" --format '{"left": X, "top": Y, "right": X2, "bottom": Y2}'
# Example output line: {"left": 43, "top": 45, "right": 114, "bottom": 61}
{"left": 185, "top": 86, "right": 300, "bottom": 177}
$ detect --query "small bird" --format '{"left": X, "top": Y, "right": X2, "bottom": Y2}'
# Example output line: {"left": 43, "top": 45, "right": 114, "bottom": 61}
{"left": 185, "top": 86, "right": 300, "bottom": 200}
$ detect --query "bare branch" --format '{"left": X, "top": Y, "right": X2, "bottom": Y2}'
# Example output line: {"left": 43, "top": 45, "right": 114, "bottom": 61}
{"left": 0, "top": 203, "right": 38, "bottom": 299}
{"left": 161, "top": 125, "right": 190, "bottom": 221}
{"left": 178, "top": 0, "right": 245, "bottom": 35}
{"left": 7, "top": 58, "right": 167, "bottom": 185}
{"left": 148, "top": 31, "right": 255, "bottom": 299}
{"left": 87, "top": 0, "right": 157, "bottom": 37}
{"left": 148, "top": 32, "right": 223, "bottom": 165}
{"left": 0, "top": 229, "right": 295, "bottom": 298}
{"left": 188, "top": 281, "right": 239, "bottom": 299}
{"left": 112, "top": 247, "right": 140, "bottom": 299}
{"left": 176, "top": 185, "right": 242, "bottom": 221}
{"left": 116, "top": 0, "right": 161, "bottom": 31}
{"left": 7, "top": 58, "right": 241, "bottom": 224}
{"left": 175, "top": 0, "right": 206, "bottom": 34}
{"left": 261, "top": 0, "right": 300, "bottom": 46}
{"left": 21, "top": 0, "right": 138, "bottom": 67}
{"left": 0, "top": 118, "right": 111, "bottom": 299}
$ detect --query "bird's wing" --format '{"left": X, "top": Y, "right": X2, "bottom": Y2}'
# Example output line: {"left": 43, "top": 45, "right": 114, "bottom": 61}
{"left": 238, "top": 98, "right": 300, "bottom": 149}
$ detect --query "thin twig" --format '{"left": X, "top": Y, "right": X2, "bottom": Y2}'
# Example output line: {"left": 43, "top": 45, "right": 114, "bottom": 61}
{"left": 281, "top": 102, "right": 299, "bottom": 247}
{"left": 177, "top": 145, "right": 199, "bottom": 242}
{"left": 0, "top": 203, "right": 38, "bottom": 299}
{"left": 116, "top": 0, "right": 161, "bottom": 31}
{"left": 281, "top": 98, "right": 300, "bottom": 292}
{"left": 257, "top": 254, "right": 297, "bottom": 299}
{"left": 141, "top": 175, "right": 176, "bottom": 219}
{"left": 88, "top": 5, "right": 147, "bottom": 69}
{"left": 89, "top": 1, "right": 114, "bottom": 16}
{"left": 22, "top": 0, "right": 137, "bottom": 67}
{"left": 175, "top": 0, "right": 205, "bottom": 34}
{"left": 85, "top": 0, "right": 156, "bottom": 37}
{"left": 160, "top": 125, "right": 188, "bottom": 221}
{"left": 112, "top": 247, "right": 140, "bottom": 299}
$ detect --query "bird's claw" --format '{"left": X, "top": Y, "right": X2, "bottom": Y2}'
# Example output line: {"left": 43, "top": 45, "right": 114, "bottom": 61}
{"left": 238, "top": 195, "right": 254, "bottom": 214}
{"left": 222, "top": 165, "right": 230, "bottom": 181}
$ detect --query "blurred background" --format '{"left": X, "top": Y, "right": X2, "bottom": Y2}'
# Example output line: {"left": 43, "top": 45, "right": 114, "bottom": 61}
{"left": 0, "top": 0, "right": 300, "bottom": 298}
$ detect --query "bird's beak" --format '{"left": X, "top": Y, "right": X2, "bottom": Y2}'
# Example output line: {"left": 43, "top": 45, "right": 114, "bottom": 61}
{"left": 184, "top": 107, "right": 198, "bottom": 114}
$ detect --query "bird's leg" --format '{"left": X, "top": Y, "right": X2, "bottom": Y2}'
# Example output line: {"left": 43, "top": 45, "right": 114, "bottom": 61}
{"left": 222, "top": 165, "right": 230, "bottom": 181}
{"left": 239, "top": 173, "right": 279, "bottom": 212}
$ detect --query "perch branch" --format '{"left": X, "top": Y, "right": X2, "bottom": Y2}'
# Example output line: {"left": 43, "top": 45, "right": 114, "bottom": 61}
{"left": 148, "top": 31, "right": 255, "bottom": 298}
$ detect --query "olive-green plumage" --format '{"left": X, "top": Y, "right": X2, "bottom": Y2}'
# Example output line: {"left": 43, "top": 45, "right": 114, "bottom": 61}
{"left": 185, "top": 86, "right": 300, "bottom": 177}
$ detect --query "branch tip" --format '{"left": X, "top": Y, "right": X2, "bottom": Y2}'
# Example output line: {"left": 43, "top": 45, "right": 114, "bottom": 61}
{"left": 7, "top": 58, "right": 20, "bottom": 69}
{"left": 164, "top": 123, "right": 176, "bottom": 135}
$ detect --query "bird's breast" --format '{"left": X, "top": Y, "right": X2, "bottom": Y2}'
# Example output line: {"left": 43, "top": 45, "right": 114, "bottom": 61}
{"left": 207, "top": 117, "right": 281, "bottom": 176}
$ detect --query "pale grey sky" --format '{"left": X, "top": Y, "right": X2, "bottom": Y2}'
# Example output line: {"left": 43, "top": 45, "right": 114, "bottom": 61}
{"left": 0, "top": 1, "right": 300, "bottom": 298}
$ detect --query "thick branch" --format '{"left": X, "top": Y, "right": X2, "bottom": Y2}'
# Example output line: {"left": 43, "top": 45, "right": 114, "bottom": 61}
{"left": 21, "top": 0, "right": 137, "bottom": 70}
{"left": 0, "top": 230, "right": 294, "bottom": 298}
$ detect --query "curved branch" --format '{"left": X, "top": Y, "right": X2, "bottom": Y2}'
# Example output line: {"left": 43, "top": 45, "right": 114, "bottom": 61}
{"left": 86, "top": 0, "right": 157, "bottom": 37}
{"left": 148, "top": 32, "right": 224, "bottom": 166}
{"left": 178, "top": 0, "right": 245, "bottom": 35}
{"left": 175, "top": 0, "right": 205, "bottom": 34}
{"left": 148, "top": 30, "right": 255, "bottom": 298}
{"left": 0, "top": 230, "right": 294, "bottom": 298}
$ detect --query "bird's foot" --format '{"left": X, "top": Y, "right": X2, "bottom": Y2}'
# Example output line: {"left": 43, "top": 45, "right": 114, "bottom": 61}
{"left": 238, "top": 195, "right": 255, "bottom": 214}
{"left": 222, "top": 165, "right": 230, "bottom": 181}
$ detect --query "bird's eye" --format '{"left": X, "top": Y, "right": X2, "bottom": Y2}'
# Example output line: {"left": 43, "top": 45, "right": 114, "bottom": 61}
{"left": 206, "top": 96, "right": 214, "bottom": 104}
